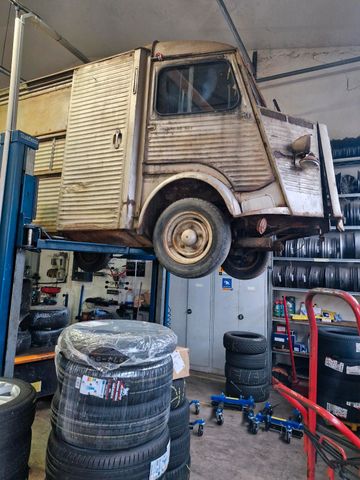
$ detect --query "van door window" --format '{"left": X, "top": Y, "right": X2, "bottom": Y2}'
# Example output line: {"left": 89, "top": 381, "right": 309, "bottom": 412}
{"left": 156, "top": 61, "right": 240, "bottom": 115}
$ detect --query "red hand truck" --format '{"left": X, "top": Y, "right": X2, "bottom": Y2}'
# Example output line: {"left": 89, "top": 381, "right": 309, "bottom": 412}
{"left": 273, "top": 288, "right": 360, "bottom": 480}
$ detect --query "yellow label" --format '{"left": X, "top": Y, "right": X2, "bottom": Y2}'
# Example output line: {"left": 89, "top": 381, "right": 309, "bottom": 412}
{"left": 31, "top": 381, "right": 42, "bottom": 393}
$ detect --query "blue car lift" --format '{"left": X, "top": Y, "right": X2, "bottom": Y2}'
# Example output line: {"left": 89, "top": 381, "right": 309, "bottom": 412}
{"left": 0, "top": 130, "right": 170, "bottom": 378}
{"left": 211, "top": 392, "right": 255, "bottom": 425}
{"left": 245, "top": 402, "right": 304, "bottom": 444}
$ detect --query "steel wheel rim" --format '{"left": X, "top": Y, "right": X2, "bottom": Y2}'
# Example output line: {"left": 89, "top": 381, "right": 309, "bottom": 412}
{"left": 0, "top": 381, "right": 20, "bottom": 405}
{"left": 163, "top": 211, "right": 213, "bottom": 265}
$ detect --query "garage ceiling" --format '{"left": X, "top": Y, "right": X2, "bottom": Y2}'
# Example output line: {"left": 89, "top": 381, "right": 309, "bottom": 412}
{"left": 0, "top": 0, "right": 360, "bottom": 89}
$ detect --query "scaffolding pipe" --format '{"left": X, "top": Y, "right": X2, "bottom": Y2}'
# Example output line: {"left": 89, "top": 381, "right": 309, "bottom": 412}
{"left": 216, "top": 0, "right": 254, "bottom": 74}
{"left": 257, "top": 55, "right": 360, "bottom": 83}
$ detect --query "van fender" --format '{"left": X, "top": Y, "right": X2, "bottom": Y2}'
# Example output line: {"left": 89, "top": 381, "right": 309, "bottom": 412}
{"left": 138, "top": 172, "right": 241, "bottom": 230}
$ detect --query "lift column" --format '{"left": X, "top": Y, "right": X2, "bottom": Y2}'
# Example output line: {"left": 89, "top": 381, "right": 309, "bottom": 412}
{"left": 0, "top": 130, "right": 38, "bottom": 375}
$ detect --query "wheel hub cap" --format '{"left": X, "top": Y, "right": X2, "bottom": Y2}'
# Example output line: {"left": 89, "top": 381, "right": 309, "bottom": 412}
{"left": 163, "top": 211, "right": 213, "bottom": 265}
{"left": 0, "top": 381, "right": 20, "bottom": 405}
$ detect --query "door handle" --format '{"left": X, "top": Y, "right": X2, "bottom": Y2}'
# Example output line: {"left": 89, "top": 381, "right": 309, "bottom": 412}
{"left": 187, "top": 308, "right": 192, "bottom": 315}
{"left": 113, "top": 129, "right": 122, "bottom": 149}
{"left": 238, "top": 314, "right": 244, "bottom": 320}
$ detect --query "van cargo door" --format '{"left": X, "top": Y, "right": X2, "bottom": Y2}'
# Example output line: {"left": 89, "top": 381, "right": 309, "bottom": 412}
{"left": 57, "top": 50, "right": 144, "bottom": 231}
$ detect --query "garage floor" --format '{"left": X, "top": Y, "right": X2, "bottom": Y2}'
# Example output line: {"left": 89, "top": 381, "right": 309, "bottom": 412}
{"left": 29, "top": 372, "right": 328, "bottom": 480}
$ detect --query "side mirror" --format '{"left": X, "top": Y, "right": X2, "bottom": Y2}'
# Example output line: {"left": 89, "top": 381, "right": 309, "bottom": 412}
{"left": 291, "top": 134, "right": 311, "bottom": 156}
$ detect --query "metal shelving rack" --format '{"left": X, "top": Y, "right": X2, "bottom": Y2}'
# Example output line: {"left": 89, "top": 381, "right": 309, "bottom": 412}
{"left": 271, "top": 154, "right": 360, "bottom": 376}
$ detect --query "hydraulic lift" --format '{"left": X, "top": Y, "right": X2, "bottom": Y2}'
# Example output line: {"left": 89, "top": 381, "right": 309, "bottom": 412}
{"left": 0, "top": 130, "right": 170, "bottom": 393}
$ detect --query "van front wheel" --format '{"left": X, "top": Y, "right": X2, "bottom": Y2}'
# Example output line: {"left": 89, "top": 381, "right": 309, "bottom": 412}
{"left": 153, "top": 198, "right": 231, "bottom": 279}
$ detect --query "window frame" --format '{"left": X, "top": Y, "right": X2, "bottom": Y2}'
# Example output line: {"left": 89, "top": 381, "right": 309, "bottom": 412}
{"left": 154, "top": 59, "right": 241, "bottom": 117}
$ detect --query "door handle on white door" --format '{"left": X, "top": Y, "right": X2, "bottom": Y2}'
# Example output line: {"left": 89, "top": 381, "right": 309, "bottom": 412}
{"left": 187, "top": 308, "right": 192, "bottom": 314}
{"left": 113, "top": 129, "right": 122, "bottom": 149}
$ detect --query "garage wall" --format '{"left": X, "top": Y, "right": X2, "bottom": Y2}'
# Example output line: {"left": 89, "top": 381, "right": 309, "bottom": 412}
{"left": 257, "top": 46, "right": 360, "bottom": 139}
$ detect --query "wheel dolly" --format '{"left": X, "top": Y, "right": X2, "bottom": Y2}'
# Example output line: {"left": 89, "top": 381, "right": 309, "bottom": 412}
{"left": 273, "top": 289, "right": 360, "bottom": 480}
{"left": 210, "top": 391, "right": 255, "bottom": 425}
{"left": 189, "top": 400, "right": 205, "bottom": 436}
{"left": 245, "top": 402, "right": 304, "bottom": 443}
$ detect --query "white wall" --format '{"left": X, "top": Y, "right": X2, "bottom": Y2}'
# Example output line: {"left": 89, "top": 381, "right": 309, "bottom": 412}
{"left": 257, "top": 46, "right": 360, "bottom": 139}
{"left": 35, "top": 251, "right": 153, "bottom": 322}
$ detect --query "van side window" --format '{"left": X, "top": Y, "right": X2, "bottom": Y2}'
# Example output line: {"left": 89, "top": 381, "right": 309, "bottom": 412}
{"left": 156, "top": 61, "right": 240, "bottom": 115}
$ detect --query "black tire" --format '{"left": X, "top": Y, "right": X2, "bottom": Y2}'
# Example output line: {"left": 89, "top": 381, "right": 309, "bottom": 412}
{"left": 171, "top": 379, "right": 186, "bottom": 410}
{"left": 225, "top": 380, "right": 270, "bottom": 402}
{"left": 225, "top": 363, "right": 268, "bottom": 386}
{"left": 317, "top": 375, "right": 360, "bottom": 423}
{"left": 21, "top": 279, "right": 32, "bottom": 314}
{"left": 74, "top": 252, "right": 112, "bottom": 273}
{"left": 226, "top": 350, "right": 267, "bottom": 369}
{"left": 57, "top": 354, "right": 173, "bottom": 406}
{"left": 167, "top": 429, "right": 190, "bottom": 471}
{"left": 223, "top": 331, "right": 267, "bottom": 354}
{"left": 318, "top": 327, "right": 360, "bottom": 359}
{"left": 318, "top": 352, "right": 360, "bottom": 384}
{"left": 0, "top": 432, "right": 31, "bottom": 480}
{"left": 51, "top": 389, "right": 170, "bottom": 450}
{"left": 165, "top": 457, "right": 191, "bottom": 480}
{"left": 16, "top": 329, "right": 32, "bottom": 354}
{"left": 27, "top": 306, "right": 69, "bottom": 330}
{"left": 46, "top": 427, "right": 170, "bottom": 480}
{"left": 0, "top": 377, "right": 36, "bottom": 449}
{"left": 222, "top": 248, "right": 269, "bottom": 280}
{"left": 168, "top": 399, "right": 190, "bottom": 440}
{"left": 153, "top": 198, "right": 231, "bottom": 279}
{"left": 31, "top": 327, "right": 64, "bottom": 347}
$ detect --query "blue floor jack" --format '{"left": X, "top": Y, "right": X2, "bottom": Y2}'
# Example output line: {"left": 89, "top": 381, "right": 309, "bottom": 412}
{"left": 245, "top": 402, "right": 304, "bottom": 444}
{"left": 189, "top": 400, "right": 205, "bottom": 436}
{"left": 210, "top": 392, "right": 255, "bottom": 425}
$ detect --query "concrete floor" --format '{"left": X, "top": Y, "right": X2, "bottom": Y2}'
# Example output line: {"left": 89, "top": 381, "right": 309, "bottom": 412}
{"left": 29, "top": 372, "right": 328, "bottom": 480}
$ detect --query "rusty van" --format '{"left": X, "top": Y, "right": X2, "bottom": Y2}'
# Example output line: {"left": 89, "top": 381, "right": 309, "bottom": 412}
{"left": 0, "top": 41, "right": 342, "bottom": 279}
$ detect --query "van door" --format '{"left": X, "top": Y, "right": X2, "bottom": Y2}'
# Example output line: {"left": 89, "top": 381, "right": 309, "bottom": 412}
{"left": 145, "top": 56, "right": 273, "bottom": 192}
{"left": 58, "top": 49, "right": 146, "bottom": 232}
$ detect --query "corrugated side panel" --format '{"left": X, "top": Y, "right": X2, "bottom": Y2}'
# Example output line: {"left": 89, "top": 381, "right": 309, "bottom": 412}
{"left": 261, "top": 112, "right": 324, "bottom": 216}
{"left": 146, "top": 112, "right": 273, "bottom": 192}
{"left": 34, "top": 176, "right": 62, "bottom": 232}
{"left": 34, "top": 137, "right": 65, "bottom": 175}
{"left": 57, "top": 53, "right": 134, "bottom": 230}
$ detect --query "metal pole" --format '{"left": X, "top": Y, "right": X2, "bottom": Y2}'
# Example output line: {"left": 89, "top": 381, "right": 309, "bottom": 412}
{"left": 216, "top": 0, "right": 254, "bottom": 73}
{"left": 0, "top": 11, "right": 28, "bottom": 226}
{"left": 257, "top": 55, "right": 360, "bottom": 83}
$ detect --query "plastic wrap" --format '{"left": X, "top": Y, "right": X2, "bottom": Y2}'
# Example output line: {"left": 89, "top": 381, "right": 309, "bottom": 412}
{"left": 52, "top": 354, "right": 172, "bottom": 450}
{"left": 57, "top": 319, "right": 177, "bottom": 371}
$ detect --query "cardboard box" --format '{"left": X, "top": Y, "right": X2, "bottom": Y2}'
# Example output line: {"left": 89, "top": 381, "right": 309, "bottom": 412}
{"left": 172, "top": 346, "right": 190, "bottom": 379}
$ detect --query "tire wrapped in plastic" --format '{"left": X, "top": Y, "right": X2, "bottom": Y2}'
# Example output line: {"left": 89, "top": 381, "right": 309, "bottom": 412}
{"left": 56, "top": 320, "right": 177, "bottom": 372}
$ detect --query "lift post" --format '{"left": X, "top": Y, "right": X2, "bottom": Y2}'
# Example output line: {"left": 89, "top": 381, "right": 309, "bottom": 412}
{"left": 0, "top": 131, "right": 38, "bottom": 375}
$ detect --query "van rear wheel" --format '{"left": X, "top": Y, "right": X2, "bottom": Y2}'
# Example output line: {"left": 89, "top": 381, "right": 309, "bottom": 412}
{"left": 153, "top": 198, "right": 231, "bottom": 278}
{"left": 222, "top": 248, "right": 269, "bottom": 280}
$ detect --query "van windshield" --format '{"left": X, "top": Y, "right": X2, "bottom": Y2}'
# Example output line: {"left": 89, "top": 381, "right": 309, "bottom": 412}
{"left": 156, "top": 61, "right": 240, "bottom": 115}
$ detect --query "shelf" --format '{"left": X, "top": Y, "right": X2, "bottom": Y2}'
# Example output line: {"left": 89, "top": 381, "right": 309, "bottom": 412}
{"left": 272, "top": 318, "right": 356, "bottom": 328}
{"left": 272, "top": 286, "right": 360, "bottom": 295}
{"left": 333, "top": 156, "right": 360, "bottom": 166}
{"left": 338, "top": 193, "right": 360, "bottom": 198}
{"left": 272, "top": 348, "right": 309, "bottom": 358}
{"left": 331, "top": 225, "right": 360, "bottom": 230}
{"left": 274, "top": 257, "right": 360, "bottom": 263}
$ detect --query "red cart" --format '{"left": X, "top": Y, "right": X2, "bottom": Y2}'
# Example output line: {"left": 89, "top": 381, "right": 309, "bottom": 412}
{"left": 273, "top": 288, "right": 360, "bottom": 480}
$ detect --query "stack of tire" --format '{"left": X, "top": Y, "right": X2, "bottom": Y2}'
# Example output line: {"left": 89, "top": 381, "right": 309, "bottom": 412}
{"left": 16, "top": 279, "right": 33, "bottom": 354}
{"left": 0, "top": 377, "right": 36, "bottom": 480}
{"left": 318, "top": 327, "right": 360, "bottom": 424}
{"left": 27, "top": 305, "right": 69, "bottom": 348}
{"left": 46, "top": 320, "right": 177, "bottom": 480}
{"left": 223, "top": 331, "right": 269, "bottom": 402}
{"left": 166, "top": 378, "right": 191, "bottom": 479}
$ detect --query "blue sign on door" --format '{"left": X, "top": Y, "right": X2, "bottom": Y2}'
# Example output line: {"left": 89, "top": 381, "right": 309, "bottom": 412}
{"left": 222, "top": 277, "right": 232, "bottom": 290}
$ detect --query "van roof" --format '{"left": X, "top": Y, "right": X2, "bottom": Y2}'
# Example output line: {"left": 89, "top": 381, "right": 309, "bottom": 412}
{"left": 145, "top": 40, "right": 236, "bottom": 57}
